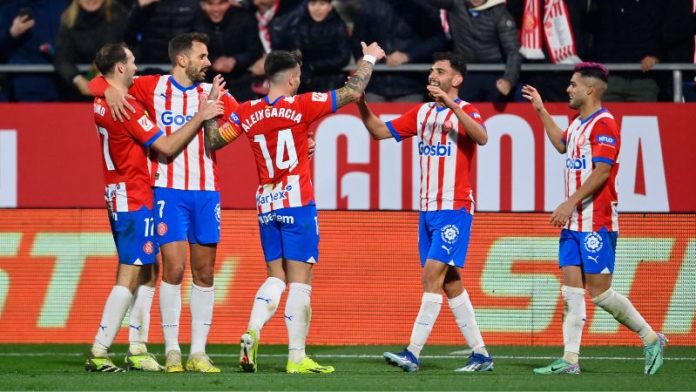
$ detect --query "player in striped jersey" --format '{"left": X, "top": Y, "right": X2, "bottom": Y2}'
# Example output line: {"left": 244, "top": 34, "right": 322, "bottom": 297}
{"left": 87, "top": 43, "right": 223, "bottom": 372}
{"left": 203, "top": 43, "right": 385, "bottom": 373}
{"left": 356, "top": 52, "right": 493, "bottom": 372}
{"left": 522, "top": 62, "right": 666, "bottom": 375}
{"left": 89, "top": 33, "right": 238, "bottom": 373}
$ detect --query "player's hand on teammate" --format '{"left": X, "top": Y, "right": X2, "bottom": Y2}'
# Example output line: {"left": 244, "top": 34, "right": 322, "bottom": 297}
{"left": 196, "top": 96, "right": 225, "bottom": 121}
{"left": 105, "top": 86, "right": 136, "bottom": 122}
{"left": 550, "top": 200, "right": 574, "bottom": 227}
{"left": 521, "top": 85, "right": 544, "bottom": 112}
{"left": 360, "top": 41, "right": 386, "bottom": 62}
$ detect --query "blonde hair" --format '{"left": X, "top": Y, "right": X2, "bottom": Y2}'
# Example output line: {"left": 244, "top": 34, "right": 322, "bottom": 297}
{"left": 61, "top": 0, "right": 117, "bottom": 29}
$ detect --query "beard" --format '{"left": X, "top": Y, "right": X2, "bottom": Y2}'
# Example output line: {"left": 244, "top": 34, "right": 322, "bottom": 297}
{"left": 186, "top": 65, "right": 206, "bottom": 82}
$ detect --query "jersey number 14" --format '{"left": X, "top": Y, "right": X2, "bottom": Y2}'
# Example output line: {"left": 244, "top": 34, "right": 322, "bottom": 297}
{"left": 253, "top": 128, "right": 298, "bottom": 178}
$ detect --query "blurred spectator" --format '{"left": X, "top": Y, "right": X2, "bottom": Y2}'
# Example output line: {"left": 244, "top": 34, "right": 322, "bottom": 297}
{"left": 432, "top": 0, "right": 521, "bottom": 102}
{"left": 125, "top": 0, "right": 198, "bottom": 67}
{"left": 54, "top": 0, "right": 127, "bottom": 100}
{"left": 245, "top": 0, "right": 302, "bottom": 94}
{"left": 508, "top": 0, "right": 593, "bottom": 102}
{"left": 0, "top": 0, "right": 70, "bottom": 101}
{"left": 282, "top": 0, "right": 351, "bottom": 93}
{"left": 588, "top": 0, "right": 663, "bottom": 101}
{"left": 661, "top": 0, "right": 696, "bottom": 101}
{"left": 193, "top": 0, "right": 263, "bottom": 101}
{"left": 351, "top": 0, "right": 447, "bottom": 102}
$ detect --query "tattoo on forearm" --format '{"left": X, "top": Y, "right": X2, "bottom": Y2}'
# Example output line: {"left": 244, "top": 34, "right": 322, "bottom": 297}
{"left": 336, "top": 59, "right": 375, "bottom": 108}
{"left": 203, "top": 119, "right": 228, "bottom": 151}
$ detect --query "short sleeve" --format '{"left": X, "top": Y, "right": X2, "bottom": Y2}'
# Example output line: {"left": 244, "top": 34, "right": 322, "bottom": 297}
{"left": 122, "top": 100, "right": 163, "bottom": 147}
{"left": 299, "top": 91, "right": 337, "bottom": 124}
{"left": 458, "top": 103, "right": 486, "bottom": 135}
{"left": 385, "top": 105, "right": 421, "bottom": 142}
{"left": 590, "top": 118, "right": 620, "bottom": 165}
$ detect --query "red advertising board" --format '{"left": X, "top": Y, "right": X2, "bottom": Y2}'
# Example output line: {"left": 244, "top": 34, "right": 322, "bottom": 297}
{"left": 1, "top": 103, "right": 695, "bottom": 211}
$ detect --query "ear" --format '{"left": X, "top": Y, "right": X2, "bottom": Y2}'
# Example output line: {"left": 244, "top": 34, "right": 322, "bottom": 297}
{"left": 452, "top": 73, "right": 463, "bottom": 88}
{"left": 115, "top": 62, "right": 125, "bottom": 75}
{"left": 176, "top": 53, "right": 188, "bottom": 68}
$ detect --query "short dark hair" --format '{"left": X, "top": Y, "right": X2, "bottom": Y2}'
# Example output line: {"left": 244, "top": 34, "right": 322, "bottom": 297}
{"left": 433, "top": 52, "right": 467, "bottom": 76}
{"left": 168, "top": 32, "right": 209, "bottom": 65}
{"left": 264, "top": 50, "right": 302, "bottom": 82}
{"left": 574, "top": 62, "right": 609, "bottom": 83}
{"left": 94, "top": 42, "right": 129, "bottom": 76}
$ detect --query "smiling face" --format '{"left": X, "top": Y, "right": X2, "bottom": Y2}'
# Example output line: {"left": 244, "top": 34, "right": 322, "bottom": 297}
{"left": 566, "top": 72, "right": 589, "bottom": 110}
{"left": 428, "top": 59, "right": 462, "bottom": 94}
{"left": 201, "top": 0, "right": 231, "bottom": 23}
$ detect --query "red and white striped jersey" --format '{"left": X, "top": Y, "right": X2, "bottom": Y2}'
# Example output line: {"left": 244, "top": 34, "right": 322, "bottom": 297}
{"left": 563, "top": 108, "right": 620, "bottom": 232}
{"left": 386, "top": 99, "right": 485, "bottom": 213}
{"left": 230, "top": 91, "right": 337, "bottom": 213}
{"left": 94, "top": 96, "right": 163, "bottom": 212}
{"left": 89, "top": 75, "right": 239, "bottom": 191}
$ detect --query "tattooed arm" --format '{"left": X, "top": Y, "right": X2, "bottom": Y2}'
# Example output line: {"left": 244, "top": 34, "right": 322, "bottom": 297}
{"left": 335, "top": 41, "right": 386, "bottom": 108}
{"left": 204, "top": 118, "right": 241, "bottom": 152}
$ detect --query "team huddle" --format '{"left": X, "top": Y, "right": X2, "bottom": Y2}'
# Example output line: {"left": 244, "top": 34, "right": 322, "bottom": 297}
{"left": 87, "top": 32, "right": 667, "bottom": 376}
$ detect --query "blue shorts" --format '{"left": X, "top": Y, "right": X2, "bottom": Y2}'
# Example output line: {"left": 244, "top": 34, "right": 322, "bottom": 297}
{"left": 258, "top": 205, "right": 319, "bottom": 263}
{"left": 559, "top": 228, "right": 618, "bottom": 274}
{"left": 418, "top": 209, "right": 473, "bottom": 268}
{"left": 109, "top": 206, "right": 158, "bottom": 265}
{"left": 153, "top": 187, "right": 221, "bottom": 245}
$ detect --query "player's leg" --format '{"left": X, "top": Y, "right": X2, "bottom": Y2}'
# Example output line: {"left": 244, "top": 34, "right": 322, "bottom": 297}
{"left": 185, "top": 190, "right": 221, "bottom": 373}
{"left": 153, "top": 187, "right": 190, "bottom": 373}
{"left": 240, "top": 211, "right": 285, "bottom": 372}
{"left": 443, "top": 269, "right": 493, "bottom": 372}
{"left": 534, "top": 230, "right": 584, "bottom": 375}
{"left": 281, "top": 206, "right": 333, "bottom": 374}
{"left": 383, "top": 211, "right": 436, "bottom": 372}
{"left": 87, "top": 208, "right": 156, "bottom": 372}
{"left": 125, "top": 260, "right": 163, "bottom": 371}
{"left": 583, "top": 230, "right": 666, "bottom": 375}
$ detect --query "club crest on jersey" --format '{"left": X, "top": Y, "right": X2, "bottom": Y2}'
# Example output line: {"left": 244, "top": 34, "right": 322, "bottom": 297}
{"left": 157, "top": 222, "right": 168, "bottom": 236}
{"left": 311, "top": 92, "right": 328, "bottom": 102}
{"left": 143, "top": 241, "right": 154, "bottom": 255}
{"left": 138, "top": 115, "right": 155, "bottom": 131}
{"left": 441, "top": 225, "right": 459, "bottom": 244}
{"left": 442, "top": 120, "right": 454, "bottom": 133}
{"left": 584, "top": 232, "right": 603, "bottom": 253}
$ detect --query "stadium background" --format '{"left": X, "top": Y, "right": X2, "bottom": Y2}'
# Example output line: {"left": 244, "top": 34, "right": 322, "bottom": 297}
{"left": 0, "top": 102, "right": 694, "bottom": 347}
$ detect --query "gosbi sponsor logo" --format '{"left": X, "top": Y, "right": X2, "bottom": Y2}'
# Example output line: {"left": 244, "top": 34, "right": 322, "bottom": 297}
{"left": 418, "top": 141, "right": 452, "bottom": 157}
{"left": 566, "top": 155, "right": 587, "bottom": 170}
{"left": 160, "top": 111, "right": 195, "bottom": 126}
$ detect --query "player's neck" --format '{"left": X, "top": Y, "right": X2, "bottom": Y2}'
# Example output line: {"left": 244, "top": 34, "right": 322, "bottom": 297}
{"left": 267, "top": 87, "right": 292, "bottom": 101}
{"left": 171, "top": 69, "right": 194, "bottom": 89}
{"left": 104, "top": 76, "right": 128, "bottom": 94}
{"left": 578, "top": 101, "right": 602, "bottom": 120}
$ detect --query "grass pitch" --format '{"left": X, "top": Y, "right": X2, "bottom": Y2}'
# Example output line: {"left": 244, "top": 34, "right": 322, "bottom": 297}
{"left": 0, "top": 344, "right": 694, "bottom": 391}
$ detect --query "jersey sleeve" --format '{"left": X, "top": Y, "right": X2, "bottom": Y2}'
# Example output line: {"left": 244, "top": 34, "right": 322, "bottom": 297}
{"left": 384, "top": 105, "right": 420, "bottom": 142}
{"left": 87, "top": 75, "right": 153, "bottom": 102}
{"left": 122, "top": 100, "right": 163, "bottom": 147}
{"left": 590, "top": 118, "right": 620, "bottom": 165}
{"left": 457, "top": 103, "right": 486, "bottom": 135}
{"left": 299, "top": 91, "right": 337, "bottom": 124}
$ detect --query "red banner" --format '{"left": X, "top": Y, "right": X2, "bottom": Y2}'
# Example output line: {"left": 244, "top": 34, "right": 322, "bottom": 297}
{"left": 1, "top": 103, "right": 695, "bottom": 211}
{"left": 0, "top": 210, "right": 693, "bottom": 345}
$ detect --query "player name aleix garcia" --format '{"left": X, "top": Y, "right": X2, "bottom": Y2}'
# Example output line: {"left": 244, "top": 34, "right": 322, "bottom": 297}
{"left": 239, "top": 106, "right": 303, "bottom": 132}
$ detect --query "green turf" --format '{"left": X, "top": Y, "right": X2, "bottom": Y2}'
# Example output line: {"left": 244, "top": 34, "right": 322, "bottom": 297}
{"left": 0, "top": 344, "right": 693, "bottom": 391}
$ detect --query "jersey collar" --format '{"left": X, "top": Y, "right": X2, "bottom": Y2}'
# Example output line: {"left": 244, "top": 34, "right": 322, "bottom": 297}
{"left": 263, "top": 96, "right": 284, "bottom": 106}
{"left": 169, "top": 76, "right": 200, "bottom": 92}
{"left": 434, "top": 97, "right": 461, "bottom": 113}
{"left": 579, "top": 107, "right": 607, "bottom": 124}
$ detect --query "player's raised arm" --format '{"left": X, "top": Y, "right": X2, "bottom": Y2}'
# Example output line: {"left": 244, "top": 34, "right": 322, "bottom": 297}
{"left": 202, "top": 75, "right": 242, "bottom": 151}
{"left": 356, "top": 94, "right": 393, "bottom": 140}
{"left": 151, "top": 99, "right": 224, "bottom": 157}
{"left": 522, "top": 84, "right": 566, "bottom": 153}
{"left": 334, "top": 42, "right": 386, "bottom": 108}
{"left": 427, "top": 85, "right": 488, "bottom": 145}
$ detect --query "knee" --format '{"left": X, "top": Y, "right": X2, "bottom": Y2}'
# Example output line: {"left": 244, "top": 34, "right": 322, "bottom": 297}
{"left": 162, "top": 263, "right": 185, "bottom": 285}
{"left": 421, "top": 270, "right": 442, "bottom": 293}
{"left": 192, "top": 264, "right": 215, "bottom": 287}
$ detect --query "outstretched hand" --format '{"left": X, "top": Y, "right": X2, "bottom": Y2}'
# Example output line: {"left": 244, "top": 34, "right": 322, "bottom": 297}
{"left": 521, "top": 84, "right": 545, "bottom": 112}
{"left": 361, "top": 41, "right": 386, "bottom": 62}
{"left": 208, "top": 74, "right": 227, "bottom": 101}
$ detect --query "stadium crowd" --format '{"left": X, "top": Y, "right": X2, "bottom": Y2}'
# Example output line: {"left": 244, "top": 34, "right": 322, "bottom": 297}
{"left": 0, "top": 0, "right": 695, "bottom": 102}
